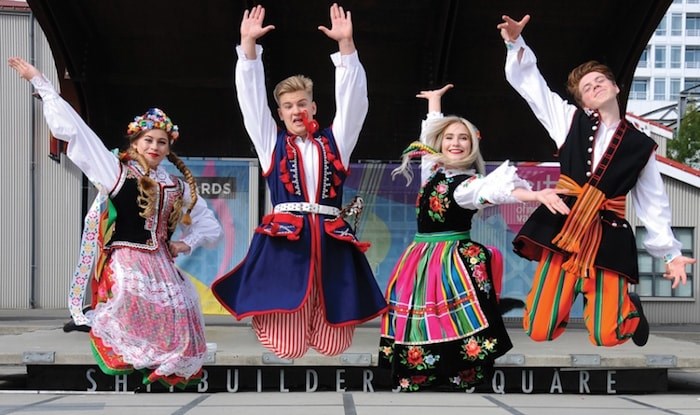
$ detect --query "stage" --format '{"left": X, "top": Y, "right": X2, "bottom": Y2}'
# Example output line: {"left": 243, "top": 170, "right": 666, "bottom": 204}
{"left": 1, "top": 310, "right": 698, "bottom": 394}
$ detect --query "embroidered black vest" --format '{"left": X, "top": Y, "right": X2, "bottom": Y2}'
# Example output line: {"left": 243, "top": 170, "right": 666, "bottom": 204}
{"left": 513, "top": 110, "right": 657, "bottom": 282}
{"left": 108, "top": 164, "right": 183, "bottom": 251}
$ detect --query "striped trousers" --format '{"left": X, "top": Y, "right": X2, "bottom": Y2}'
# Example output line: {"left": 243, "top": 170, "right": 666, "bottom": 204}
{"left": 251, "top": 278, "right": 355, "bottom": 359}
{"left": 523, "top": 250, "right": 641, "bottom": 347}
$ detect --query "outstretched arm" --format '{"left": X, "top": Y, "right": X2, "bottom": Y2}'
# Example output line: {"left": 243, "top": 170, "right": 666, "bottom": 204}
{"left": 326, "top": 3, "right": 368, "bottom": 168}
{"left": 8, "top": 57, "right": 120, "bottom": 190}
{"left": 235, "top": 6, "right": 278, "bottom": 172}
{"left": 318, "top": 3, "right": 355, "bottom": 55}
{"left": 415, "top": 85, "right": 452, "bottom": 182}
{"left": 239, "top": 5, "right": 275, "bottom": 59}
{"left": 498, "top": 14, "right": 576, "bottom": 147}
{"left": 632, "top": 154, "right": 694, "bottom": 289}
{"left": 454, "top": 161, "right": 570, "bottom": 213}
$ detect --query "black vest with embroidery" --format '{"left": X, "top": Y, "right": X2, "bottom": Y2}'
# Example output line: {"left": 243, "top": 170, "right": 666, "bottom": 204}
{"left": 416, "top": 170, "right": 477, "bottom": 234}
{"left": 108, "top": 164, "right": 183, "bottom": 251}
{"left": 513, "top": 110, "right": 657, "bottom": 282}
{"left": 268, "top": 127, "right": 346, "bottom": 206}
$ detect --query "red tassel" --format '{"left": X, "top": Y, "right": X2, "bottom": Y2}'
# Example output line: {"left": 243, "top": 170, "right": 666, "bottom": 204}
{"left": 356, "top": 241, "right": 371, "bottom": 253}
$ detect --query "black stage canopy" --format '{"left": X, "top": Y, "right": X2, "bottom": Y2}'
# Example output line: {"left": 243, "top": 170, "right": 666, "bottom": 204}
{"left": 27, "top": 0, "right": 670, "bottom": 162}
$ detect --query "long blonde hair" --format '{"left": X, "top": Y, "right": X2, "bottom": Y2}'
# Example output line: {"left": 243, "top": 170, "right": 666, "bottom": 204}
{"left": 392, "top": 116, "right": 485, "bottom": 185}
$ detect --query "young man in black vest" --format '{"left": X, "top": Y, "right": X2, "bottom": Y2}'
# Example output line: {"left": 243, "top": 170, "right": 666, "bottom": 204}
{"left": 498, "top": 14, "right": 696, "bottom": 347}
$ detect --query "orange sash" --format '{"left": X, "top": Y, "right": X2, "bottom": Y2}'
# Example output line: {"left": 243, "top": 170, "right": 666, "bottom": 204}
{"left": 551, "top": 174, "right": 626, "bottom": 277}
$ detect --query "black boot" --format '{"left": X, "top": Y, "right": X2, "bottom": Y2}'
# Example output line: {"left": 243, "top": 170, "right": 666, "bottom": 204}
{"left": 497, "top": 297, "right": 525, "bottom": 315}
{"left": 628, "top": 292, "right": 649, "bottom": 347}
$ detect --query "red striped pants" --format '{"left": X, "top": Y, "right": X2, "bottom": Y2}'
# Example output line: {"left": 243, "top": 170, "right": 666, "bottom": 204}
{"left": 251, "top": 279, "right": 355, "bottom": 359}
{"left": 523, "top": 250, "right": 641, "bottom": 347}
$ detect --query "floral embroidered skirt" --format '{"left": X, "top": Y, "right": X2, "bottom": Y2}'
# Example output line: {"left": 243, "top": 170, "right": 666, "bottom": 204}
{"left": 89, "top": 246, "right": 207, "bottom": 388}
{"left": 379, "top": 233, "right": 512, "bottom": 391}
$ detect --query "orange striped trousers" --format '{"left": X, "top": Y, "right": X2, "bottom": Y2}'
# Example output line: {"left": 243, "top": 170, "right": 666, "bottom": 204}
{"left": 523, "top": 250, "right": 641, "bottom": 347}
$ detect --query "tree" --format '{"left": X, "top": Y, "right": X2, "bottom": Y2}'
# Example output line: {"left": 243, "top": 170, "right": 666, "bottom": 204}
{"left": 671, "top": 103, "right": 700, "bottom": 169}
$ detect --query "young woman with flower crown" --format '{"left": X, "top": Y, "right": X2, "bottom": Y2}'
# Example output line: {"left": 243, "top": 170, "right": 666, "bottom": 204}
{"left": 8, "top": 57, "right": 222, "bottom": 388}
{"left": 378, "top": 84, "right": 569, "bottom": 392}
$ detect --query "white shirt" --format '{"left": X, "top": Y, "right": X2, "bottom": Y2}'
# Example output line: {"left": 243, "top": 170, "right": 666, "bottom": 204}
{"left": 235, "top": 44, "right": 368, "bottom": 203}
{"left": 504, "top": 35, "right": 682, "bottom": 261}
{"left": 420, "top": 112, "right": 531, "bottom": 210}
{"left": 29, "top": 75, "right": 222, "bottom": 252}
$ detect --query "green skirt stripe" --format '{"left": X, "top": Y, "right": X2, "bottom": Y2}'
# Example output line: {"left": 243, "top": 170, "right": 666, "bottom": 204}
{"left": 414, "top": 231, "right": 470, "bottom": 242}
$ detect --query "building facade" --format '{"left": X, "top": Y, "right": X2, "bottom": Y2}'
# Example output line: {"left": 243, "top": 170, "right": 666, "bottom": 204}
{"left": 627, "top": 0, "right": 700, "bottom": 124}
{"left": 0, "top": 2, "right": 84, "bottom": 309}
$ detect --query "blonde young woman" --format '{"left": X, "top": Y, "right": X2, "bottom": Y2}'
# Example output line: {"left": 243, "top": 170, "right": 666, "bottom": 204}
{"left": 9, "top": 57, "right": 222, "bottom": 388}
{"left": 379, "top": 84, "right": 568, "bottom": 392}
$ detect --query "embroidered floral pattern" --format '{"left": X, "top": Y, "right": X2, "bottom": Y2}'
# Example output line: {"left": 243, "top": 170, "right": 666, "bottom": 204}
{"left": 398, "top": 374, "right": 438, "bottom": 392}
{"left": 426, "top": 178, "right": 452, "bottom": 222}
{"left": 458, "top": 242, "right": 491, "bottom": 295}
{"left": 379, "top": 346, "right": 393, "bottom": 363}
{"left": 399, "top": 345, "right": 441, "bottom": 370}
{"left": 449, "top": 367, "right": 485, "bottom": 388}
{"left": 460, "top": 335, "right": 498, "bottom": 361}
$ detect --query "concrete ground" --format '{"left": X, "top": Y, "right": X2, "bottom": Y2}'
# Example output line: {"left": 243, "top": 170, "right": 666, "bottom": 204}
{"left": 0, "top": 309, "right": 698, "bottom": 414}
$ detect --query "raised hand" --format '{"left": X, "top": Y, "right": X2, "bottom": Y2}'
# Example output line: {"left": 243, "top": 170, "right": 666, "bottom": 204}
{"left": 239, "top": 5, "right": 275, "bottom": 59}
{"left": 416, "top": 84, "right": 454, "bottom": 114}
{"left": 8, "top": 56, "right": 41, "bottom": 81}
{"left": 240, "top": 5, "right": 275, "bottom": 42}
{"left": 318, "top": 3, "right": 355, "bottom": 55}
{"left": 416, "top": 84, "right": 454, "bottom": 101}
{"left": 497, "top": 14, "right": 530, "bottom": 42}
{"left": 664, "top": 256, "right": 696, "bottom": 289}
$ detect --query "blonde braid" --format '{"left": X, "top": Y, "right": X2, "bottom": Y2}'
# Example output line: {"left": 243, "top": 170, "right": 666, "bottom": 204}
{"left": 167, "top": 152, "right": 198, "bottom": 226}
{"left": 119, "top": 148, "right": 158, "bottom": 220}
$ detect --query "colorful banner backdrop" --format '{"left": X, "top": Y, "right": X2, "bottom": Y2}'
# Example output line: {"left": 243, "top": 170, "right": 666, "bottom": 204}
{"left": 163, "top": 158, "right": 583, "bottom": 318}
{"left": 342, "top": 161, "right": 583, "bottom": 318}
{"left": 163, "top": 158, "right": 256, "bottom": 315}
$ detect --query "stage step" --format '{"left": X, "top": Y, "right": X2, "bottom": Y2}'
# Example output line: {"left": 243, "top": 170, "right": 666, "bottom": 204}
{"left": 1, "top": 323, "right": 698, "bottom": 394}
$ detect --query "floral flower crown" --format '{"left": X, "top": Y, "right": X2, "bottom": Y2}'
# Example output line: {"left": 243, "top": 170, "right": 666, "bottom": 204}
{"left": 126, "top": 108, "right": 179, "bottom": 142}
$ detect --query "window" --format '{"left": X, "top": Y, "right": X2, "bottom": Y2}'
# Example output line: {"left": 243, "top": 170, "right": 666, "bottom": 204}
{"left": 685, "top": 78, "right": 700, "bottom": 92}
{"left": 686, "top": 47, "right": 700, "bottom": 68}
{"left": 671, "top": 46, "right": 682, "bottom": 68}
{"left": 656, "top": 15, "right": 667, "bottom": 36}
{"left": 687, "top": 14, "right": 700, "bottom": 36}
{"left": 670, "top": 78, "right": 681, "bottom": 100}
{"left": 671, "top": 13, "right": 682, "bottom": 36}
{"left": 635, "top": 227, "right": 694, "bottom": 298}
{"left": 638, "top": 47, "right": 649, "bottom": 68}
{"left": 655, "top": 45, "right": 667, "bottom": 68}
{"left": 630, "top": 79, "right": 648, "bottom": 100}
{"left": 654, "top": 78, "right": 667, "bottom": 100}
